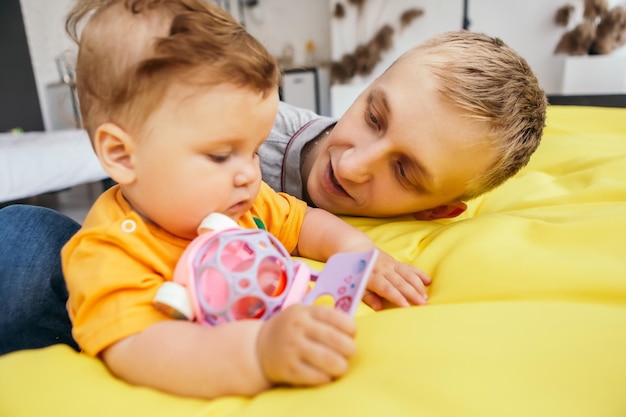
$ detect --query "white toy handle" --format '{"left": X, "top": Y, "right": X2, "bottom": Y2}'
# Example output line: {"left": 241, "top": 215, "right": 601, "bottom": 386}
{"left": 197, "top": 212, "right": 238, "bottom": 234}
{"left": 154, "top": 281, "right": 194, "bottom": 320}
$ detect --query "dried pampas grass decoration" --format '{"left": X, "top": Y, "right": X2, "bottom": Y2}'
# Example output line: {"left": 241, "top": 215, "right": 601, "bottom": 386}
{"left": 347, "top": 0, "right": 365, "bottom": 13}
{"left": 334, "top": 2, "right": 346, "bottom": 19}
{"left": 331, "top": 24, "right": 394, "bottom": 84}
{"left": 555, "top": 20, "right": 597, "bottom": 54}
{"left": 555, "top": 4, "right": 575, "bottom": 26}
{"left": 583, "top": 0, "right": 608, "bottom": 20}
{"left": 591, "top": 5, "right": 626, "bottom": 54}
{"left": 372, "top": 24, "right": 394, "bottom": 50}
{"left": 554, "top": 0, "right": 626, "bottom": 55}
{"left": 400, "top": 8, "right": 424, "bottom": 29}
{"left": 330, "top": 2, "right": 424, "bottom": 84}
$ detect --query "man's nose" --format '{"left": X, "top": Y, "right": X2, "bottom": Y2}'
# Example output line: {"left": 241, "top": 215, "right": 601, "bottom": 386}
{"left": 336, "top": 142, "right": 387, "bottom": 183}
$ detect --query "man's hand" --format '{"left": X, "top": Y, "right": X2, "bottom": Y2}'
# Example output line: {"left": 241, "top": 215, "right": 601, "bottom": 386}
{"left": 361, "top": 250, "right": 431, "bottom": 311}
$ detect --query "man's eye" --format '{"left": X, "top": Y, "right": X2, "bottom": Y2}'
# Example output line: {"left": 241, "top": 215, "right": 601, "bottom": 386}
{"left": 396, "top": 160, "right": 422, "bottom": 190}
{"left": 396, "top": 161, "right": 407, "bottom": 178}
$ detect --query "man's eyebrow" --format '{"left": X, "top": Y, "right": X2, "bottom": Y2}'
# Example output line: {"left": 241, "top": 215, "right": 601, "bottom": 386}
{"left": 369, "top": 87, "right": 390, "bottom": 117}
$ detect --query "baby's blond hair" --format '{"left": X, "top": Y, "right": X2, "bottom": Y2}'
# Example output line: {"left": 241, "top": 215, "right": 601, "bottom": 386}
{"left": 66, "top": 0, "right": 280, "bottom": 140}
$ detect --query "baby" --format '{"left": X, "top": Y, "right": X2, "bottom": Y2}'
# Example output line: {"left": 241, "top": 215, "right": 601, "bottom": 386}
{"left": 61, "top": 0, "right": 430, "bottom": 399}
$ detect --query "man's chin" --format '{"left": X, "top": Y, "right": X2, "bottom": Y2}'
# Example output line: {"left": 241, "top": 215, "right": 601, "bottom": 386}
{"left": 313, "top": 198, "right": 354, "bottom": 217}
{"left": 308, "top": 192, "right": 336, "bottom": 213}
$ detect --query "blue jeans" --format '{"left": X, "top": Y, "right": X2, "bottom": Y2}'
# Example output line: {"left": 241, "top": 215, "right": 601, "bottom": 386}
{"left": 0, "top": 205, "right": 80, "bottom": 355}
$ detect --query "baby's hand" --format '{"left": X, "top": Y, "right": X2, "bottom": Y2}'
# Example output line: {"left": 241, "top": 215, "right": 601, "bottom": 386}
{"left": 362, "top": 250, "right": 431, "bottom": 311}
{"left": 256, "top": 303, "right": 356, "bottom": 386}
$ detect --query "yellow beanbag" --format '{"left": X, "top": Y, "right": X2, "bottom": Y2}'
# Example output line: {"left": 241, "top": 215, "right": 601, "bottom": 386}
{"left": 1, "top": 105, "right": 626, "bottom": 417}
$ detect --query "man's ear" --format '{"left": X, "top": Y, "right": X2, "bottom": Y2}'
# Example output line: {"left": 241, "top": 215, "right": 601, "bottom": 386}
{"left": 93, "top": 123, "right": 137, "bottom": 185}
{"left": 412, "top": 201, "right": 467, "bottom": 221}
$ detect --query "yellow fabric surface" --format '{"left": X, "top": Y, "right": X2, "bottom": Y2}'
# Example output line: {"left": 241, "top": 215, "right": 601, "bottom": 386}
{"left": 1, "top": 105, "right": 626, "bottom": 416}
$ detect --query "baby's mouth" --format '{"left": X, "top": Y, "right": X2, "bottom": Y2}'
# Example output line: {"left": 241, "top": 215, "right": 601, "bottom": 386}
{"left": 225, "top": 200, "right": 250, "bottom": 217}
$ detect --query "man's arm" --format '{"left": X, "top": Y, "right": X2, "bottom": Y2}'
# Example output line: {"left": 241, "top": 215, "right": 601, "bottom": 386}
{"left": 296, "top": 207, "right": 431, "bottom": 309}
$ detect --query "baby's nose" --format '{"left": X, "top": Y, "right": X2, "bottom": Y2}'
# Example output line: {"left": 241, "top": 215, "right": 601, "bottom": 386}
{"left": 234, "top": 162, "right": 259, "bottom": 187}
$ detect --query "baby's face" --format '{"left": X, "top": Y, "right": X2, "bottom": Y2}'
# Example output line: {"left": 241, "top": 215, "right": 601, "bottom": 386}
{"left": 123, "top": 83, "right": 278, "bottom": 239}
{"left": 304, "top": 57, "right": 496, "bottom": 218}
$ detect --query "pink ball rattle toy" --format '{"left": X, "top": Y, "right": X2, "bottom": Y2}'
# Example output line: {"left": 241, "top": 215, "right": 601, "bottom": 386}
{"left": 154, "top": 213, "right": 377, "bottom": 325}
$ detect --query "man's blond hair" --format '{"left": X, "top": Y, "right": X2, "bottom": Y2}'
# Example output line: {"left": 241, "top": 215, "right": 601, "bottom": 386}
{"left": 393, "top": 31, "right": 547, "bottom": 200}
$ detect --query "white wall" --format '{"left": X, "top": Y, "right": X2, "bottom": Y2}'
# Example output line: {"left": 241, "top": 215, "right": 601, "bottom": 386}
{"left": 239, "top": 0, "right": 332, "bottom": 68}
{"left": 327, "top": 0, "right": 626, "bottom": 116}
{"left": 19, "top": 0, "right": 625, "bottom": 129}
{"left": 19, "top": 0, "right": 333, "bottom": 130}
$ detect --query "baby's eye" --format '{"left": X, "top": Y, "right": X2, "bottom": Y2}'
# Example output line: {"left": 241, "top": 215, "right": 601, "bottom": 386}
{"left": 208, "top": 153, "right": 230, "bottom": 163}
{"left": 369, "top": 112, "right": 379, "bottom": 126}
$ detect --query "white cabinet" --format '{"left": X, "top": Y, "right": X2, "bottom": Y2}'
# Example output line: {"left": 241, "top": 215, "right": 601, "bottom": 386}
{"left": 280, "top": 67, "right": 331, "bottom": 116}
{"left": 45, "top": 83, "right": 81, "bottom": 130}
{"left": 562, "top": 55, "right": 626, "bottom": 94}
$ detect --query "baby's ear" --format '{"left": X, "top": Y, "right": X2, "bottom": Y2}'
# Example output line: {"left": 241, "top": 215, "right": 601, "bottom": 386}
{"left": 412, "top": 202, "right": 467, "bottom": 221}
{"left": 93, "top": 123, "right": 137, "bottom": 185}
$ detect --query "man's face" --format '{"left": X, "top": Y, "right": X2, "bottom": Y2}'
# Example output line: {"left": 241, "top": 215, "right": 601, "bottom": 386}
{"left": 304, "top": 56, "right": 496, "bottom": 218}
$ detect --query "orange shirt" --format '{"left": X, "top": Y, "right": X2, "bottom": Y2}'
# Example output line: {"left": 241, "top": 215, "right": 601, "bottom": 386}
{"left": 62, "top": 182, "right": 307, "bottom": 356}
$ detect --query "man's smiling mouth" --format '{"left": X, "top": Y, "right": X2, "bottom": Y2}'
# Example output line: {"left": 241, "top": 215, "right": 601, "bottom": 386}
{"left": 326, "top": 163, "right": 350, "bottom": 197}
